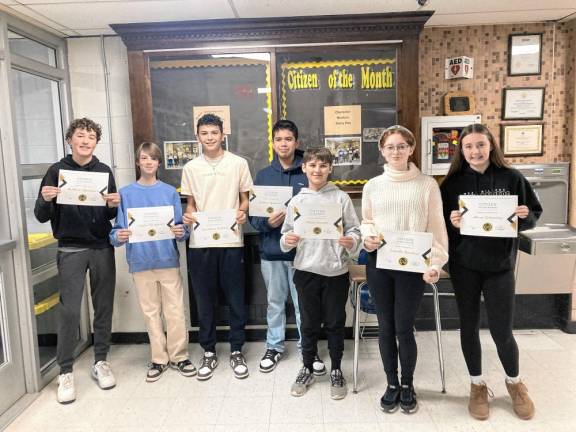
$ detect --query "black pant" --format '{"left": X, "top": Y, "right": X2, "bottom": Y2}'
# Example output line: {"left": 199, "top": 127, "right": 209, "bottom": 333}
{"left": 450, "top": 264, "right": 519, "bottom": 377}
{"left": 366, "top": 253, "right": 425, "bottom": 386}
{"left": 294, "top": 270, "right": 349, "bottom": 371}
{"left": 57, "top": 248, "right": 116, "bottom": 373}
{"left": 188, "top": 247, "right": 246, "bottom": 352}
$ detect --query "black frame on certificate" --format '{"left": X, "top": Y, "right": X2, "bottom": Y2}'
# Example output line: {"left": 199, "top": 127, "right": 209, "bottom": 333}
{"left": 508, "top": 33, "right": 542, "bottom": 76}
{"left": 500, "top": 123, "right": 543, "bottom": 157}
{"left": 502, "top": 87, "right": 545, "bottom": 121}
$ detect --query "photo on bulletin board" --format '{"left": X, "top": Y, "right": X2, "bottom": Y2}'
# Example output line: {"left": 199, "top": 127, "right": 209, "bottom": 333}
{"left": 363, "top": 127, "right": 386, "bottom": 142}
{"left": 324, "top": 136, "right": 362, "bottom": 166}
{"left": 164, "top": 140, "right": 201, "bottom": 170}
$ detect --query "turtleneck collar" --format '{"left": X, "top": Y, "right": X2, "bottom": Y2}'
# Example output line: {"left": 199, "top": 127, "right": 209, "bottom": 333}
{"left": 382, "top": 162, "right": 421, "bottom": 182}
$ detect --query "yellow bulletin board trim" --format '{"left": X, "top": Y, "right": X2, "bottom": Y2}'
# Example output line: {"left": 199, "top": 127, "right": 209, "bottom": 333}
{"left": 281, "top": 58, "right": 395, "bottom": 186}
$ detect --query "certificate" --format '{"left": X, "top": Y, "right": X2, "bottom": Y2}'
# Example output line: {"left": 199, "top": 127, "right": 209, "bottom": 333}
{"left": 502, "top": 88, "right": 545, "bottom": 120}
{"left": 501, "top": 124, "right": 543, "bottom": 156}
{"left": 376, "top": 231, "right": 433, "bottom": 273}
{"left": 249, "top": 186, "right": 293, "bottom": 217}
{"left": 190, "top": 209, "right": 240, "bottom": 247}
{"left": 56, "top": 170, "right": 109, "bottom": 206}
{"left": 127, "top": 206, "right": 175, "bottom": 243}
{"left": 459, "top": 195, "right": 518, "bottom": 238}
{"left": 508, "top": 34, "right": 542, "bottom": 76}
{"left": 293, "top": 203, "right": 343, "bottom": 240}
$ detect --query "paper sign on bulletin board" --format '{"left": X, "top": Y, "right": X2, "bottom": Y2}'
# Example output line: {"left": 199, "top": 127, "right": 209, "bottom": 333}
{"left": 324, "top": 105, "right": 362, "bottom": 136}
{"left": 193, "top": 105, "right": 231, "bottom": 135}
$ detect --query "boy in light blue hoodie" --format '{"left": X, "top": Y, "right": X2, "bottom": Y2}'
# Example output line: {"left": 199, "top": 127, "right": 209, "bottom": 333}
{"left": 280, "top": 147, "right": 361, "bottom": 400}
{"left": 110, "top": 142, "right": 195, "bottom": 382}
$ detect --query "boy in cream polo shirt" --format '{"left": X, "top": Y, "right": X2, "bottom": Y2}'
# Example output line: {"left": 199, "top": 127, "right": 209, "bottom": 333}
{"left": 181, "top": 114, "right": 253, "bottom": 380}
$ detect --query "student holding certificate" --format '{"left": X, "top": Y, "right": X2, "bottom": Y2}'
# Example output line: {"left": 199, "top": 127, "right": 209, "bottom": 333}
{"left": 441, "top": 124, "right": 542, "bottom": 421}
{"left": 34, "top": 118, "right": 120, "bottom": 404}
{"left": 181, "top": 114, "right": 253, "bottom": 380}
{"left": 361, "top": 125, "right": 448, "bottom": 414}
{"left": 110, "top": 142, "right": 195, "bottom": 383}
{"left": 249, "top": 120, "right": 327, "bottom": 375}
{"left": 280, "top": 148, "right": 361, "bottom": 400}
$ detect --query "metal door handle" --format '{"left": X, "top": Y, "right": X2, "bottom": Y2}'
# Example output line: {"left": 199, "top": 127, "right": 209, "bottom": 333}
{"left": 560, "top": 242, "right": 571, "bottom": 253}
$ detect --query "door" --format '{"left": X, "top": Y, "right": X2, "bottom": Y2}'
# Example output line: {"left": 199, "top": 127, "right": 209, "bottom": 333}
{"left": 0, "top": 130, "right": 26, "bottom": 415}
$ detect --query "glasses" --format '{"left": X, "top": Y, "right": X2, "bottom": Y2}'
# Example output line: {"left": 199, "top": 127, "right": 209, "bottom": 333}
{"left": 382, "top": 144, "right": 410, "bottom": 152}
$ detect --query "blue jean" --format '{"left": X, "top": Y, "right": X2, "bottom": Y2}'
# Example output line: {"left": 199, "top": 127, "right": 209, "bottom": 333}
{"left": 260, "top": 259, "right": 301, "bottom": 352}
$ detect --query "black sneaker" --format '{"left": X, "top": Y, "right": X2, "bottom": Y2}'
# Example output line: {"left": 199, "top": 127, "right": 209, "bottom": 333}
{"left": 312, "top": 354, "right": 326, "bottom": 376}
{"left": 380, "top": 385, "right": 401, "bottom": 413}
{"left": 291, "top": 366, "right": 315, "bottom": 397}
{"left": 146, "top": 363, "right": 167, "bottom": 382}
{"left": 259, "top": 349, "right": 282, "bottom": 373}
{"left": 230, "top": 351, "right": 249, "bottom": 379}
{"left": 197, "top": 352, "right": 218, "bottom": 381}
{"left": 169, "top": 359, "right": 197, "bottom": 377}
{"left": 400, "top": 384, "right": 418, "bottom": 414}
{"left": 330, "top": 369, "right": 348, "bottom": 400}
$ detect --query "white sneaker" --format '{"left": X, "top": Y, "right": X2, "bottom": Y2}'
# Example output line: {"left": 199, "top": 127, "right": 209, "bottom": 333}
{"left": 91, "top": 360, "right": 116, "bottom": 390}
{"left": 57, "top": 373, "right": 76, "bottom": 404}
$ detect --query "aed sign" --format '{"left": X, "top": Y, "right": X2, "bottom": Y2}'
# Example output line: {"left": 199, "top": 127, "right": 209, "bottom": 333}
{"left": 444, "top": 56, "right": 474, "bottom": 80}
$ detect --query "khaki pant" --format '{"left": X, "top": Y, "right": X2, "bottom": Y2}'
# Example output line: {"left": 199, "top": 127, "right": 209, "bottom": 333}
{"left": 133, "top": 268, "right": 189, "bottom": 364}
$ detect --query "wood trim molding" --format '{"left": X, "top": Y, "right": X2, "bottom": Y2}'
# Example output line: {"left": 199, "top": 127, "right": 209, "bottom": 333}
{"left": 111, "top": 12, "right": 432, "bottom": 50}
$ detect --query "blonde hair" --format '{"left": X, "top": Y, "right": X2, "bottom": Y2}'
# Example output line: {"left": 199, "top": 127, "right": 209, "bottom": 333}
{"left": 135, "top": 142, "right": 162, "bottom": 178}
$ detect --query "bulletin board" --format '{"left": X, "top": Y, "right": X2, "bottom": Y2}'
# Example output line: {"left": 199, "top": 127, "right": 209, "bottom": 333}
{"left": 278, "top": 50, "right": 397, "bottom": 186}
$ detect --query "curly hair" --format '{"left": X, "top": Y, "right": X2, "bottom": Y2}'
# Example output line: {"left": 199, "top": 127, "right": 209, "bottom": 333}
{"left": 65, "top": 118, "right": 102, "bottom": 142}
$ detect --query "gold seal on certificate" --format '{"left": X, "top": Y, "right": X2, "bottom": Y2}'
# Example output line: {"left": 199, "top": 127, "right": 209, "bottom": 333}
{"left": 459, "top": 195, "right": 518, "bottom": 238}
{"left": 376, "top": 231, "right": 433, "bottom": 273}
{"left": 57, "top": 170, "right": 109, "bottom": 207}
{"left": 128, "top": 206, "right": 175, "bottom": 243}
{"left": 249, "top": 186, "right": 293, "bottom": 217}
{"left": 191, "top": 209, "right": 240, "bottom": 248}
{"left": 293, "top": 203, "right": 343, "bottom": 240}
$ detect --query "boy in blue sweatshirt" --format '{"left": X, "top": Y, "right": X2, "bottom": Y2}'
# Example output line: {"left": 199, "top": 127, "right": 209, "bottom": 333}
{"left": 250, "top": 120, "right": 326, "bottom": 375}
{"left": 110, "top": 142, "right": 195, "bottom": 382}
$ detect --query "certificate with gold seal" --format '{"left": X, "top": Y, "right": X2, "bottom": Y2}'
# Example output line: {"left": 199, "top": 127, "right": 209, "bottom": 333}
{"left": 56, "top": 169, "right": 109, "bottom": 206}
{"left": 459, "top": 195, "right": 518, "bottom": 238}
{"left": 190, "top": 209, "right": 240, "bottom": 247}
{"left": 249, "top": 185, "right": 293, "bottom": 217}
{"left": 376, "top": 231, "right": 433, "bottom": 273}
{"left": 293, "top": 203, "right": 342, "bottom": 240}
{"left": 127, "top": 206, "right": 175, "bottom": 243}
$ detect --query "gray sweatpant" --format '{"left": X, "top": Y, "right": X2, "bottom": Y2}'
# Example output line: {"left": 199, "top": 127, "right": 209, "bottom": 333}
{"left": 56, "top": 248, "right": 115, "bottom": 373}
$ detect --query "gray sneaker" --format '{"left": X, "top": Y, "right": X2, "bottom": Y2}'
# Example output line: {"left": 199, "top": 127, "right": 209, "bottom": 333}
{"left": 330, "top": 369, "right": 348, "bottom": 400}
{"left": 312, "top": 354, "right": 326, "bottom": 376}
{"left": 198, "top": 352, "right": 218, "bottom": 381}
{"left": 291, "top": 366, "right": 315, "bottom": 397}
{"left": 230, "top": 351, "right": 249, "bottom": 379}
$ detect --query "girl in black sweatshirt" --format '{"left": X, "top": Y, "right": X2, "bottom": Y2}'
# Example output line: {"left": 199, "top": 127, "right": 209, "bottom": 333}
{"left": 440, "top": 124, "right": 542, "bottom": 421}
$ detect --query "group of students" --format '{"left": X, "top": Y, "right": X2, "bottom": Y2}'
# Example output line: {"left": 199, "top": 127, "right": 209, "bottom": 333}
{"left": 36, "top": 114, "right": 541, "bottom": 422}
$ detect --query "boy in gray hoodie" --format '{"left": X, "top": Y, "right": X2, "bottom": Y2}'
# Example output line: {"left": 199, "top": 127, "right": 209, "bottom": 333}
{"left": 280, "top": 147, "right": 361, "bottom": 400}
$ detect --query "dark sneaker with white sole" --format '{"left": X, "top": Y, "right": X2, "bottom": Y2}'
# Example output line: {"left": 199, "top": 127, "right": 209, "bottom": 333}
{"left": 400, "top": 384, "right": 418, "bottom": 414}
{"left": 380, "top": 385, "right": 401, "bottom": 413}
{"left": 312, "top": 354, "right": 326, "bottom": 376}
{"left": 198, "top": 352, "right": 218, "bottom": 381}
{"left": 291, "top": 366, "right": 315, "bottom": 397}
{"left": 230, "top": 351, "right": 249, "bottom": 379}
{"left": 170, "top": 359, "right": 197, "bottom": 377}
{"left": 146, "top": 363, "right": 168, "bottom": 382}
{"left": 259, "top": 349, "right": 282, "bottom": 373}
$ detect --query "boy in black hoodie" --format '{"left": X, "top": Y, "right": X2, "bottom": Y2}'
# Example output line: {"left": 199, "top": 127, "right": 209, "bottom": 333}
{"left": 34, "top": 118, "right": 119, "bottom": 404}
{"left": 441, "top": 124, "right": 542, "bottom": 421}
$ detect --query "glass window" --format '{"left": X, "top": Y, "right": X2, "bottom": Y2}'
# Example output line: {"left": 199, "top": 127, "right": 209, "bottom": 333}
{"left": 11, "top": 69, "right": 64, "bottom": 165}
{"left": 8, "top": 30, "right": 57, "bottom": 67}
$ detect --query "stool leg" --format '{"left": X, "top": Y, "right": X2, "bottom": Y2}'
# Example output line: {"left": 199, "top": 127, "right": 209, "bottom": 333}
{"left": 353, "top": 281, "right": 361, "bottom": 393}
{"left": 432, "top": 282, "right": 446, "bottom": 393}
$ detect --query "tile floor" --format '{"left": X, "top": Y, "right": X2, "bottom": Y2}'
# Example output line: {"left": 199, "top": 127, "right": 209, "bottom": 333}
{"left": 6, "top": 329, "right": 576, "bottom": 432}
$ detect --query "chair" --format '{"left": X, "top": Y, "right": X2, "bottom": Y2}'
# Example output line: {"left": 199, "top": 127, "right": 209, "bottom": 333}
{"left": 349, "top": 264, "right": 446, "bottom": 394}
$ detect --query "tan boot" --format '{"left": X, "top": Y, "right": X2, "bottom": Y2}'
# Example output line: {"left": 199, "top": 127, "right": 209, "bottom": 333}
{"left": 506, "top": 381, "right": 535, "bottom": 420}
{"left": 468, "top": 383, "right": 490, "bottom": 420}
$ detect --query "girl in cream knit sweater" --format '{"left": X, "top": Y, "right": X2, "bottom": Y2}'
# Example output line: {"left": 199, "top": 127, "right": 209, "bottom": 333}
{"left": 361, "top": 125, "right": 448, "bottom": 414}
